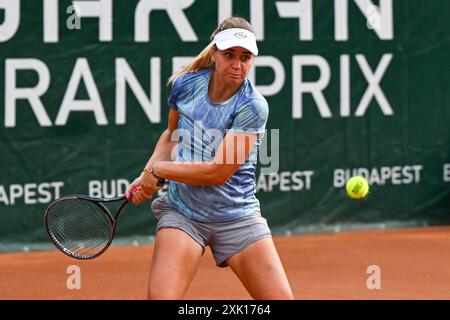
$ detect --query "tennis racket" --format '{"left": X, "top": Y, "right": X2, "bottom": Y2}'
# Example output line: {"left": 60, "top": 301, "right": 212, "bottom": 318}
{"left": 44, "top": 186, "right": 147, "bottom": 260}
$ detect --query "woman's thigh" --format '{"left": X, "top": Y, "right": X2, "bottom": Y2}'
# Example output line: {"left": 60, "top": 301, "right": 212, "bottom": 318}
{"left": 226, "top": 237, "right": 294, "bottom": 299}
{"left": 148, "top": 227, "right": 203, "bottom": 299}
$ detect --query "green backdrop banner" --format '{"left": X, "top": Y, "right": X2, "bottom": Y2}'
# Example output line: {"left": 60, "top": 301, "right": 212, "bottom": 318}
{"left": 1, "top": 0, "right": 449, "bottom": 250}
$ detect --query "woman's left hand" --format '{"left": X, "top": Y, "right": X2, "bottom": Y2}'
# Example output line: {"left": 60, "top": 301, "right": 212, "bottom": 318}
{"left": 132, "top": 186, "right": 157, "bottom": 205}
{"left": 141, "top": 168, "right": 160, "bottom": 193}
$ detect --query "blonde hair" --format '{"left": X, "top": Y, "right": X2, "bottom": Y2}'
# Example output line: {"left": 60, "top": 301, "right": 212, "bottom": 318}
{"left": 167, "top": 17, "right": 255, "bottom": 85}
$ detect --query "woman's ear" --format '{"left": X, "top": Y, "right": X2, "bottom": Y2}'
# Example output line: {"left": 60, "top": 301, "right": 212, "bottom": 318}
{"left": 210, "top": 45, "right": 218, "bottom": 64}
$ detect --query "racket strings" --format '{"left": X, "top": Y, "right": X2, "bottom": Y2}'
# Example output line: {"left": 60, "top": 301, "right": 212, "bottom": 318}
{"left": 46, "top": 199, "right": 112, "bottom": 258}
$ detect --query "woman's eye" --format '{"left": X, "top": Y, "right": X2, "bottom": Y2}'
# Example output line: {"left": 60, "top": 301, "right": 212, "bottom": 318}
{"left": 242, "top": 55, "right": 249, "bottom": 62}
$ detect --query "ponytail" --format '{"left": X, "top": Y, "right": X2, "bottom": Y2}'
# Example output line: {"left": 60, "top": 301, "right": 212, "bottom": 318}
{"left": 167, "top": 42, "right": 215, "bottom": 86}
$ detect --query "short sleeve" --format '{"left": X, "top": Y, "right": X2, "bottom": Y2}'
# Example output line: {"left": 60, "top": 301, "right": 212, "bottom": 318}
{"left": 230, "top": 98, "right": 269, "bottom": 134}
{"left": 167, "top": 75, "right": 184, "bottom": 111}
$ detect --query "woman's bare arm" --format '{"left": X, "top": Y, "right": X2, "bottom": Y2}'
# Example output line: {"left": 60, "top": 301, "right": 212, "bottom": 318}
{"left": 142, "top": 108, "right": 179, "bottom": 170}
{"left": 153, "top": 131, "right": 258, "bottom": 185}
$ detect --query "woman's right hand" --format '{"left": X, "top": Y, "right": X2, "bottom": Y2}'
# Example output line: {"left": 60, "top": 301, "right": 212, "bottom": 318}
{"left": 126, "top": 175, "right": 157, "bottom": 206}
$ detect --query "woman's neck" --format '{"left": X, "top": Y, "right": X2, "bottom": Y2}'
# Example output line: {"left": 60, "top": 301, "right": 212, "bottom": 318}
{"left": 208, "top": 71, "right": 243, "bottom": 104}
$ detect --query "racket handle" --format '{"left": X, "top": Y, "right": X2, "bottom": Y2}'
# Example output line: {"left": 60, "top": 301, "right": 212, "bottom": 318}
{"left": 126, "top": 186, "right": 141, "bottom": 202}
{"left": 156, "top": 178, "right": 166, "bottom": 187}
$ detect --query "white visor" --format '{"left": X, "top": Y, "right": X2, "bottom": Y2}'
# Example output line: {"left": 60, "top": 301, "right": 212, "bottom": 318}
{"left": 213, "top": 28, "right": 258, "bottom": 56}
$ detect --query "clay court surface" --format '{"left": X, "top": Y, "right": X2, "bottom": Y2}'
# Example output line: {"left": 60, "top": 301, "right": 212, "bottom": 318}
{"left": 1, "top": 226, "right": 450, "bottom": 300}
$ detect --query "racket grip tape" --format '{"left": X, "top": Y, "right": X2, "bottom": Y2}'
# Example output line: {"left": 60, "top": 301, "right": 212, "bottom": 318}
{"left": 156, "top": 178, "right": 166, "bottom": 187}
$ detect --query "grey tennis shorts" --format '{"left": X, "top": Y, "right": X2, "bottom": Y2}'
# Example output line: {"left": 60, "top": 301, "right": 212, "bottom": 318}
{"left": 150, "top": 195, "right": 272, "bottom": 268}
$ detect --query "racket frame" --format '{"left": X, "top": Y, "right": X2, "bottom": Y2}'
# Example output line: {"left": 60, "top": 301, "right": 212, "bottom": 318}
{"left": 44, "top": 194, "right": 129, "bottom": 260}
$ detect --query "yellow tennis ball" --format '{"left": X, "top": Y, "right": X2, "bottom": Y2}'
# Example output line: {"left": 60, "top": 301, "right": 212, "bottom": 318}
{"left": 346, "top": 176, "right": 369, "bottom": 199}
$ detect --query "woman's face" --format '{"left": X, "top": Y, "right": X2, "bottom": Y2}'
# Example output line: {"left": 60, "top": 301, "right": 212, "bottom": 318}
{"left": 212, "top": 46, "right": 254, "bottom": 86}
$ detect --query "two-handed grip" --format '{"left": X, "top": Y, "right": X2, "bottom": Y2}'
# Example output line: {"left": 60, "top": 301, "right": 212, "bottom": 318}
{"left": 126, "top": 186, "right": 141, "bottom": 202}
{"left": 126, "top": 178, "right": 166, "bottom": 202}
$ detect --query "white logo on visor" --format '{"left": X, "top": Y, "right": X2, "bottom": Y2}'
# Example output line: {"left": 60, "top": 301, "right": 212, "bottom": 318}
{"left": 234, "top": 32, "right": 247, "bottom": 38}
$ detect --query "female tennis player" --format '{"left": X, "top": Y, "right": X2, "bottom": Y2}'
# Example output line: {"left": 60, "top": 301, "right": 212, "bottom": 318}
{"left": 126, "top": 16, "right": 294, "bottom": 300}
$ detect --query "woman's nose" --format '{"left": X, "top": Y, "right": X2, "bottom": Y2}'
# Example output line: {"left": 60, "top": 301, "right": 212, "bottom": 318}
{"left": 231, "top": 58, "right": 241, "bottom": 69}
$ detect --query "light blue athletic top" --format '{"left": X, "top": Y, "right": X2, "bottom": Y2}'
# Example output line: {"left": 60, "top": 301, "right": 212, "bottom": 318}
{"left": 165, "top": 68, "right": 269, "bottom": 222}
